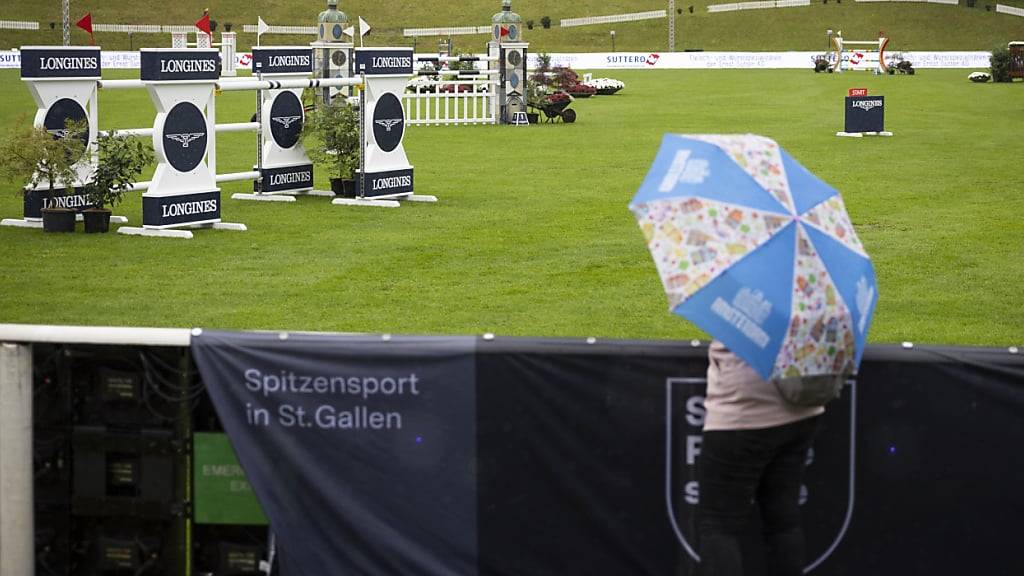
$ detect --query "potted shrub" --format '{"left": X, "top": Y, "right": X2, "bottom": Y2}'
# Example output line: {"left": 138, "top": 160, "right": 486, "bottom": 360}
{"left": 82, "top": 131, "right": 154, "bottom": 233}
{"left": 301, "top": 100, "right": 360, "bottom": 196}
{"left": 990, "top": 46, "right": 1012, "bottom": 83}
{"left": 0, "top": 119, "right": 86, "bottom": 233}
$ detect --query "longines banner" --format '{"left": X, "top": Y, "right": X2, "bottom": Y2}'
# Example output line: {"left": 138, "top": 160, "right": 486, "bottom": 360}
{"left": 0, "top": 51, "right": 995, "bottom": 70}
{"left": 192, "top": 334, "right": 1024, "bottom": 575}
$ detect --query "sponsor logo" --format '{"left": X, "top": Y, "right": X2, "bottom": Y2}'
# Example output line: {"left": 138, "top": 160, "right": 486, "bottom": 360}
{"left": 658, "top": 150, "right": 710, "bottom": 191}
{"left": 733, "top": 287, "right": 772, "bottom": 324}
{"left": 239, "top": 53, "right": 253, "bottom": 66}
{"left": 371, "top": 56, "right": 412, "bottom": 69}
{"left": 165, "top": 133, "right": 205, "bottom": 147}
{"left": 162, "top": 102, "right": 207, "bottom": 172}
{"left": 711, "top": 292, "right": 772, "bottom": 349}
{"left": 159, "top": 58, "right": 218, "bottom": 74}
{"left": 851, "top": 99, "right": 883, "bottom": 111}
{"left": 38, "top": 56, "right": 98, "bottom": 70}
{"left": 43, "top": 98, "right": 88, "bottom": 145}
{"left": 371, "top": 93, "right": 405, "bottom": 153}
{"left": 267, "top": 54, "right": 311, "bottom": 68}
{"left": 374, "top": 118, "right": 402, "bottom": 132}
{"left": 42, "top": 194, "right": 89, "bottom": 210}
{"left": 161, "top": 199, "right": 218, "bottom": 219}
{"left": 269, "top": 92, "right": 303, "bottom": 149}
{"left": 603, "top": 53, "right": 660, "bottom": 66}
{"left": 372, "top": 174, "right": 412, "bottom": 191}
{"left": 268, "top": 171, "right": 311, "bottom": 187}
{"left": 272, "top": 116, "right": 301, "bottom": 129}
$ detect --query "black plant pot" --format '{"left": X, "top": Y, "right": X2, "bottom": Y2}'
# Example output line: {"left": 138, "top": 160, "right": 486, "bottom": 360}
{"left": 83, "top": 209, "right": 112, "bottom": 233}
{"left": 41, "top": 208, "right": 76, "bottom": 233}
{"left": 526, "top": 112, "right": 539, "bottom": 124}
{"left": 330, "top": 178, "right": 357, "bottom": 197}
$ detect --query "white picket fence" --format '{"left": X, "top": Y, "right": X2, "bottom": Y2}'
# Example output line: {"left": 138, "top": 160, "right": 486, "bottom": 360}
{"left": 240, "top": 24, "right": 317, "bottom": 35}
{"left": 403, "top": 79, "right": 497, "bottom": 126}
{"left": 996, "top": 3, "right": 1024, "bottom": 16}
{"left": 856, "top": 0, "right": 958, "bottom": 3}
{"left": 93, "top": 24, "right": 163, "bottom": 33}
{"left": 560, "top": 10, "right": 668, "bottom": 27}
{"left": 0, "top": 20, "right": 39, "bottom": 30}
{"left": 708, "top": 0, "right": 810, "bottom": 12}
{"left": 403, "top": 26, "right": 491, "bottom": 37}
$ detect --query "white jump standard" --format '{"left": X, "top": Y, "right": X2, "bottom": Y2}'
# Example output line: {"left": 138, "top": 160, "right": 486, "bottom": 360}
{"left": 332, "top": 48, "right": 419, "bottom": 206}
{"left": 111, "top": 48, "right": 247, "bottom": 238}
{"left": 233, "top": 47, "right": 327, "bottom": 203}
{"left": 0, "top": 46, "right": 127, "bottom": 230}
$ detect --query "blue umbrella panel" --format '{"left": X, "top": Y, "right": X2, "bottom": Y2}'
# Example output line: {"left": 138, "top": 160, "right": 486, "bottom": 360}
{"left": 629, "top": 134, "right": 878, "bottom": 381}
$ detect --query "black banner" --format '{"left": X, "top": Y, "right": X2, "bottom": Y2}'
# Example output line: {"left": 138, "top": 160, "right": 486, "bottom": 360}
{"left": 259, "top": 164, "right": 313, "bottom": 193}
{"left": 193, "top": 336, "right": 1024, "bottom": 575}
{"left": 20, "top": 47, "right": 101, "bottom": 78}
{"left": 355, "top": 49, "right": 414, "bottom": 76}
{"left": 357, "top": 168, "right": 413, "bottom": 198}
{"left": 844, "top": 96, "right": 885, "bottom": 133}
{"left": 140, "top": 50, "right": 220, "bottom": 81}
{"left": 191, "top": 331, "right": 478, "bottom": 576}
{"left": 142, "top": 191, "right": 220, "bottom": 227}
{"left": 252, "top": 48, "right": 313, "bottom": 75}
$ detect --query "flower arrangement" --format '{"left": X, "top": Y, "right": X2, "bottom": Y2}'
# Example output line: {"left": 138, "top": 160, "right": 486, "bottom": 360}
{"left": 582, "top": 77, "right": 625, "bottom": 95}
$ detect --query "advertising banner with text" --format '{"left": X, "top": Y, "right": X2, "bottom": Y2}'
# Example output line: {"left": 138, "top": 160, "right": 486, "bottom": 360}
{"left": 191, "top": 331, "right": 477, "bottom": 576}
{"left": 193, "top": 333, "right": 1024, "bottom": 575}
{"left": 0, "top": 50, "right": 995, "bottom": 70}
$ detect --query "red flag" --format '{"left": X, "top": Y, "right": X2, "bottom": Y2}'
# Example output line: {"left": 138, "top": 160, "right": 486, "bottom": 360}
{"left": 75, "top": 13, "right": 93, "bottom": 34}
{"left": 500, "top": 25, "right": 509, "bottom": 38}
{"left": 195, "top": 12, "right": 211, "bottom": 37}
{"left": 75, "top": 13, "right": 95, "bottom": 45}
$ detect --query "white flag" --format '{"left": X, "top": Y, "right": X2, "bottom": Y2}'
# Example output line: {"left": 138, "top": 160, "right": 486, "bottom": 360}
{"left": 343, "top": 25, "right": 355, "bottom": 38}
{"left": 358, "top": 16, "right": 371, "bottom": 37}
{"left": 257, "top": 16, "right": 270, "bottom": 36}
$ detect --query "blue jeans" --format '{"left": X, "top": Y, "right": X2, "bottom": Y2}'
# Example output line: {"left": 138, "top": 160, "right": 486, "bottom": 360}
{"left": 697, "top": 415, "right": 822, "bottom": 576}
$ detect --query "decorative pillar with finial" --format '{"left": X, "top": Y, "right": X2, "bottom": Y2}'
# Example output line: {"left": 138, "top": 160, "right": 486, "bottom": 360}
{"left": 312, "top": 0, "right": 354, "bottom": 104}
{"left": 488, "top": 0, "right": 529, "bottom": 124}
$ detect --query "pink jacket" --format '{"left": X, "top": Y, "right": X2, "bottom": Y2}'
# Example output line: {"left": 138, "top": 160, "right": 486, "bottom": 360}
{"left": 704, "top": 340, "right": 824, "bottom": 431}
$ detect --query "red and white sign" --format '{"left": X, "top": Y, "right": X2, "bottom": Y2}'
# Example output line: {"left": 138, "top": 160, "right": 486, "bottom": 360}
{"left": 848, "top": 88, "right": 868, "bottom": 97}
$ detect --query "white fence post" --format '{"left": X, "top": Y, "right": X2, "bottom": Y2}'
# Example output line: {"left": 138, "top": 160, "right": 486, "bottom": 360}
{"left": 0, "top": 342, "right": 34, "bottom": 576}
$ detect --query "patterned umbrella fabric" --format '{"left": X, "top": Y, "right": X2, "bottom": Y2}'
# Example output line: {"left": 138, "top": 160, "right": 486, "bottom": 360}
{"left": 629, "top": 134, "right": 878, "bottom": 381}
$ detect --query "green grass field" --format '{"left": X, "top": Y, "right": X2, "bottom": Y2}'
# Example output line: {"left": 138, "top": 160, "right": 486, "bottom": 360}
{"left": 1, "top": 1, "right": 1022, "bottom": 52}
{"left": 0, "top": 68, "right": 1021, "bottom": 346}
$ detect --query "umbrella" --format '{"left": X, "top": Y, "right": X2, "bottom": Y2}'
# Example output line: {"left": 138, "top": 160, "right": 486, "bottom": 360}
{"left": 629, "top": 134, "right": 878, "bottom": 381}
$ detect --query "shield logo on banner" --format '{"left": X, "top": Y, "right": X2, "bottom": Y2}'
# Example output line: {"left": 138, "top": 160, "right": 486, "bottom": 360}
{"left": 664, "top": 377, "right": 856, "bottom": 573}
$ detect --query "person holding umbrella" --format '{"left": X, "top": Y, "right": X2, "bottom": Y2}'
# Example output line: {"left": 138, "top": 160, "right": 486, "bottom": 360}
{"left": 630, "top": 134, "right": 878, "bottom": 576}
{"left": 697, "top": 340, "right": 829, "bottom": 575}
